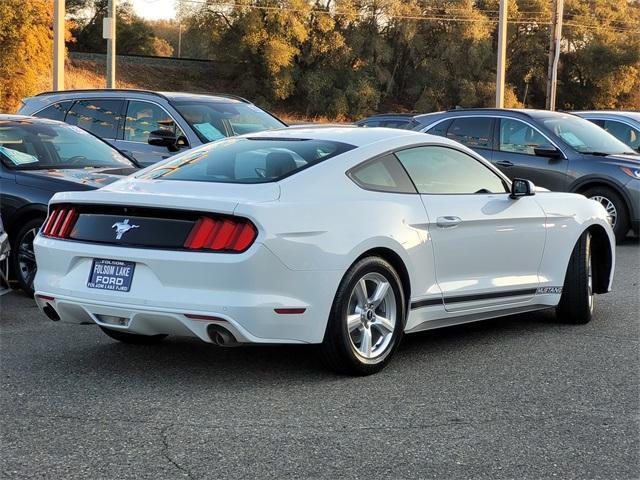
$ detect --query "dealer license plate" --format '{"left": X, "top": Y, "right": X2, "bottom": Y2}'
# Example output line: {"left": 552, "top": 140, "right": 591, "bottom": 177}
{"left": 87, "top": 259, "right": 135, "bottom": 292}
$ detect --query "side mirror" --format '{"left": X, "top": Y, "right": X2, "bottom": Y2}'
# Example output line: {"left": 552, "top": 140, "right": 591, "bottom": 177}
{"left": 148, "top": 129, "right": 180, "bottom": 152}
{"left": 534, "top": 146, "right": 563, "bottom": 158}
{"left": 510, "top": 178, "right": 536, "bottom": 199}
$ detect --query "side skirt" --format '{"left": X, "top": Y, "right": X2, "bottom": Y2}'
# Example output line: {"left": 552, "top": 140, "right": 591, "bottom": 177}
{"left": 404, "top": 304, "right": 551, "bottom": 334}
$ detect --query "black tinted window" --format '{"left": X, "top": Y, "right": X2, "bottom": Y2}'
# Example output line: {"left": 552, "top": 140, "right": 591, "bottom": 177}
{"left": 34, "top": 101, "right": 73, "bottom": 121}
{"left": 349, "top": 154, "right": 416, "bottom": 193}
{"left": 380, "top": 120, "right": 410, "bottom": 128}
{"left": 603, "top": 120, "right": 640, "bottom": 150}
{"left": 446, "top": 117, "right": 492, "bottom": 148}
{"left": 427, "top": 119, "right": 452, "bottom": 136}
{"left": 395, "top": 146, "right": 506, "bottom": 194}
{"left": 66, "top": 99, "right": 124, "bottom": 139}
{"left": 139, "top": 138, "right": 355, "bottom": 184}
{"left": 358, "top": 120, "right": 381, "bottom": 128}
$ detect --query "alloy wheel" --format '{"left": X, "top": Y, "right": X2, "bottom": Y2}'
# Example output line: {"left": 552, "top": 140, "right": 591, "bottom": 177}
{"left": 346, "top": 272, "right": 397, "bottom": 359}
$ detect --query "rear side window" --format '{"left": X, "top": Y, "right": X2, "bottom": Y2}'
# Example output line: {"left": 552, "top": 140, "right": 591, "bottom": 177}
{"left": 139, "top": 138, "right": 355, "bottom": 184}
{"left": 33, "top": 101, "right": 73, "bottom": 121}
{"left": 382, "top": 120, "right": 411, "bottom": 129}
{"left": 603, "top": 120, "right": 640, "bottom": 151}
{"left": 348, "top": 154, "right": 416, "bottom": 193}
{"left": 66, "top": 99, "right": 124, "bottom": 139}
{"left": 426, "top": 119, "right": 452, "bottom": 136}
{"left": 446, "top": 117, "right": 493, "bottom": 149}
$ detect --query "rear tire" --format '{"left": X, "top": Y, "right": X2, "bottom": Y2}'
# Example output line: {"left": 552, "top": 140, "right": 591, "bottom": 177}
{"left": 583, "top": 186, "right": 629, "bottom": 243}
{"left": 320, "top": 256, "right": 405, "bottom": 376}
{"left": 556, "top": 231, "right": 594, "bottom": 324}
{"left": 100, "top": 327, "right": 167, "bottom": 345}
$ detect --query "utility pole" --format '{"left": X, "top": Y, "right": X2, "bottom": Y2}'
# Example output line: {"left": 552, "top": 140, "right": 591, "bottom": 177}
{"left": 546, "top": 0, "right": 564, "bottom": 110}
{"left": 104, "top": 0, "right": 116, "bottom": 88}
{"left": 495, "top": 0, "right": 507, "bottom": 108}
{"left": 53, "top": 0, "right": 65, "bottom": 91}
{"left": 178, "top": 24, "right": 183, "bottom": 58}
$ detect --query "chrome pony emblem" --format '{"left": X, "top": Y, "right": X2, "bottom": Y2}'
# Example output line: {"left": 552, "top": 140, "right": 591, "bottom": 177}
{"left": 112, "top": 219, "right": 139, "bottom": 240}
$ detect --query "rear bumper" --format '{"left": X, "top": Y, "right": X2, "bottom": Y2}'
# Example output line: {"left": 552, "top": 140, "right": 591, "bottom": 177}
{"left": 34, "top": 294, "right": 309, "bottom": 344}
{"left": 33, "top": 236, "right": 343, "bottom": 344}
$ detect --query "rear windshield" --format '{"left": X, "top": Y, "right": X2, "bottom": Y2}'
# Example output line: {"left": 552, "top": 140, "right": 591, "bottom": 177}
{"left": 138, "top": 137, "right": 356, "bottom": 183}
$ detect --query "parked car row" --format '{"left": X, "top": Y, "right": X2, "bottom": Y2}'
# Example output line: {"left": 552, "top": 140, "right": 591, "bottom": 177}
{"left": 0, "top": 88, "right": 633, "bottom": 374}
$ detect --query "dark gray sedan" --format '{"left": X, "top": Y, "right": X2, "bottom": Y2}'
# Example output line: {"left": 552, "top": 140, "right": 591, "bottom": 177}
{"left": 410, "top": 109, "right": 640, "bottom": 242}
{"left": 0, "top": 115, "right": 137, "bottom": 294}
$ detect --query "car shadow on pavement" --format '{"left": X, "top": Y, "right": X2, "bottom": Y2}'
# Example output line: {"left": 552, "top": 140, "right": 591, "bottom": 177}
{"left": 23, "top": 306, "right": 574, "bottom": 385}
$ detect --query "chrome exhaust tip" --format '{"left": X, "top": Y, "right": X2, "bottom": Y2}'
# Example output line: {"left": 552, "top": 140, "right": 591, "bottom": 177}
{"left": 207, "top": 324, "right": 239, "bottom": 347}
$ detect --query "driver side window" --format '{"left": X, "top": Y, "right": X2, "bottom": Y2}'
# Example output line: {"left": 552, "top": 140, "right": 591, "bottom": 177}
{"left": 124, "top": 101, "right": 185, "bottom": 143}
{"left": 395, "top": 146, "right": 507, "bottom": 194}
{"left": 499, "top": 118, "right": 553, "bottom": 155}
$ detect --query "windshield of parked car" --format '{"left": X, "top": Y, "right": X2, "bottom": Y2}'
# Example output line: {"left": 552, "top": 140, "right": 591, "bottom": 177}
{"left": 542, "top": 115, "right": 636, "bottom": 155}
{"left": 137, "top": 137, "right": 355, "bottom": 183}
{"left": 0, "top": 121, "right": 134, "bottom": 170}
{"left": 171, "top": 100, "right": 285, "bottom": 143}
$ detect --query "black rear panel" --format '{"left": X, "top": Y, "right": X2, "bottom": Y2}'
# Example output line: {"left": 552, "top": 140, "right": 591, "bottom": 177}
{"left": 66, "top": 205, "right": 200, "bottom": 249}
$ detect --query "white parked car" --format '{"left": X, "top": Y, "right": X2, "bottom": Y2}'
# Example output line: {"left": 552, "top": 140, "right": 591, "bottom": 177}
{"left": 33, "top": 127, "right": 615, "bottom": 375}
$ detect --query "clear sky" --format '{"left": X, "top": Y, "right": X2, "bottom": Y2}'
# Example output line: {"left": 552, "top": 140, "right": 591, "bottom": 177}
{"left": 131, "top": 0, "right": 177, "bottom": 20}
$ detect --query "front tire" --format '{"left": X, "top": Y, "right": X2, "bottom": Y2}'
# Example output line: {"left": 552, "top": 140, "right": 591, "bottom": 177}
{"left": 583, "top": 186, "right": 629, "bottom": 242}
{"left": 321, "top": 256, "right": 405, "bottom": 376}
{"left": 100, "top": 327, "right": 167, "bottom": 345}
{"left": 556, "top": 231, "right": 594, "bottom": 324}
{"left": 10, "top": 218, "right": 43, "bottom": 296}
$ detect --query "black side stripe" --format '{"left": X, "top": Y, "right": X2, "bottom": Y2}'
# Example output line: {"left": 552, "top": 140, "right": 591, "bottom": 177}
{"left": 410, "top": 298, "right": 443, "bottom": 309}
{"left": 411, "top": 288, "right": 538, "bottom": 310}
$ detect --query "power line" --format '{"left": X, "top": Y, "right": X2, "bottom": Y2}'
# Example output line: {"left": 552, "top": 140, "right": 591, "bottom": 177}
{"left": 168, "top": 0, "right": 640, "bottom": 34}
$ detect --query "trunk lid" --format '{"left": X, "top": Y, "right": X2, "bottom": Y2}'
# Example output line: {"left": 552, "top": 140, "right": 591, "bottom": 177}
{"left": 49, "top": 177, "right": 281, "bottom": 215}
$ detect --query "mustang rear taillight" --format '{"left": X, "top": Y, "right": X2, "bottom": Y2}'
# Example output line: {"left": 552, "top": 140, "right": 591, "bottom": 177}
{"left": 184, "top": 216, "right": 257, "bottom": 252}
{"left": 42, "top": 206, "right": 78, "bottom": 239}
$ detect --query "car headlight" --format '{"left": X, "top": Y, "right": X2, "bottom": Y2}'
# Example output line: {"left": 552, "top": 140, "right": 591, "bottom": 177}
{"left": 621, "top": 167, "right": 640, "bottom": 179}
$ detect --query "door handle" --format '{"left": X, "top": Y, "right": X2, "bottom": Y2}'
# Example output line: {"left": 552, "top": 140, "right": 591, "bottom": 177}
{"left": 436, "top": 216, "right": 462, "bottom": 228}
{"left": 496, "top": 160, "right": 514, "bottom": 167}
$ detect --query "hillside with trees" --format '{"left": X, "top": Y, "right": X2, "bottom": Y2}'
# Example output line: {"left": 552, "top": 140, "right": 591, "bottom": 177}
{"left": 2, "top": 0, "right": 639, "bottom": 119}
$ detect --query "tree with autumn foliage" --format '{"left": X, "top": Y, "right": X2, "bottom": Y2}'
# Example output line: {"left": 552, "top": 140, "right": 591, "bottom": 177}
{"left": 0, "top": 0, "right": 54, "bottom": 113}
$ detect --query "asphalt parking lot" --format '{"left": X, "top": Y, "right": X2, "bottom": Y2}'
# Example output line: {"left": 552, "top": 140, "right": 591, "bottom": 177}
{"left": 1, "top": 240, "right": 638, "bottom": 480}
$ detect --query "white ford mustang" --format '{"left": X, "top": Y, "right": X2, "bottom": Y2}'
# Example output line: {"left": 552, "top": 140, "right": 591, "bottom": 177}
{"left": 33, "top": 127, "right": 615, "bottom": 375}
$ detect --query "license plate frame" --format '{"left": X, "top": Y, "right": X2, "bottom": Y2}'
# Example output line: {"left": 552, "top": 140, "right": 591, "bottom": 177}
{"left": 87, "top": 258, "right": 136, "bottom": 292}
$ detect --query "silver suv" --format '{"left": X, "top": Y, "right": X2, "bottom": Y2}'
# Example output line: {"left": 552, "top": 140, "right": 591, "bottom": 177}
{"left": 19, "top": 89, "right": 286, "bottom": 166}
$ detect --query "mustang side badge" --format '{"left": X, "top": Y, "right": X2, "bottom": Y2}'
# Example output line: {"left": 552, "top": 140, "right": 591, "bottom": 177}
{"left": 536, "top": 286, "right": 563, "bottom": 294}
{"left": 112, "top": 219, "right": 139, "bottom": 240}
